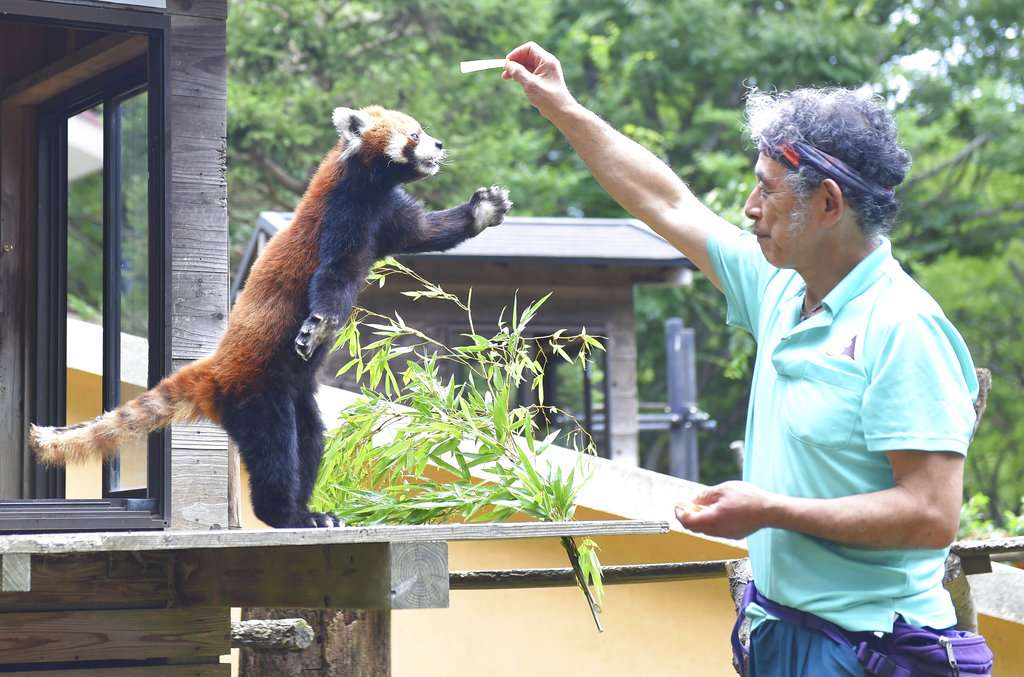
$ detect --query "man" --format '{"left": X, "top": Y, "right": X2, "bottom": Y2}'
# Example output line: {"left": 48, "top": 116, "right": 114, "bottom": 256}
{"left": 503, "top": 42, "right": 983, "bottom": 675}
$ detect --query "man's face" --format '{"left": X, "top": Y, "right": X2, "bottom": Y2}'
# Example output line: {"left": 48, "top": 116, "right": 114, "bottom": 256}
{"left": 743, "top": 154, "right": 811, "bottom": 269}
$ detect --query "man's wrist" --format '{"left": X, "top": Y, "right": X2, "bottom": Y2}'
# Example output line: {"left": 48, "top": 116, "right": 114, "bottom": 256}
{"left": 541, "top": 98, "right": 589, "bottom": 129}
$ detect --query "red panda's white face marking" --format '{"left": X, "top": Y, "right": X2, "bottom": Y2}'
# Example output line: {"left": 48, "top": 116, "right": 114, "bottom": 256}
{"left": 392, "top": 127, "right": 445, "bottom": 177}
{"left": 332, "top": 105, "right": 446, "bottom": 178}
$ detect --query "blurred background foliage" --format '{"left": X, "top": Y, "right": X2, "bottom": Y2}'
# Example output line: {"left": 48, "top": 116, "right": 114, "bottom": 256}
{"left": 225, "top": 0, "right": 1024, "bottom": 525}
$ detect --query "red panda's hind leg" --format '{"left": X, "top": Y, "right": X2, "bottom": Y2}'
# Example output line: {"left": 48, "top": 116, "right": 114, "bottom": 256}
{"left": 221, "top": 388, "right": 339, "bottom": 528}
{"left": 294, "top": 388, "right": 336, "bottom": 525}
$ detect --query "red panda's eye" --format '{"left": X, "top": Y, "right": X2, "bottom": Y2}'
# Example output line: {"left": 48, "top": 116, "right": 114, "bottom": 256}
{"left": 410, "top": 133, "right": 420, "bottom": 142}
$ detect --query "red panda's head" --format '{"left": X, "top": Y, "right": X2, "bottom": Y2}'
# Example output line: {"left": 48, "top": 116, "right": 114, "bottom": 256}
{"left": 332, "top": 105, "right": 445, "bottom": 181}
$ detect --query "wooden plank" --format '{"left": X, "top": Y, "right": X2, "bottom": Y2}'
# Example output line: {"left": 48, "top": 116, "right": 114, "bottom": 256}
{"left": 169, "top": 422, "right": 230, "bottom": 530}
{"left": 3, "top": 34, "right": 149, "bottom": 105}
{"left": 0, "top": 103, "right": 34, "bottom": 498}
{"left": 0, "top": 606, "right": 229, "bottom": 664}
{"left": 450, "top": 559, "right": 734, "bottom": 590}
{"left": 0, "top": 552, "right": 171, "bottom": 612}
{"left": 169, "top": 15, "right": 228, "bottom": 100}
{"left": 0, "top": 520, "right": 671, "bottom": 555}
{"left": 167, "top": 12, "right": 230, "bottom": 532}
{"left": 0, "top": 666, "right": 227, "bottom": 677}
{"left": 175, "top": 543, "right": 394, "bottom": 609}
{"left": 165, "top": 0, "right": 229, "bottom": 21}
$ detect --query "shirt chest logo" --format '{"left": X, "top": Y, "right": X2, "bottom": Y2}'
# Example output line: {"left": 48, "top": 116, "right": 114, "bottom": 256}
{"left": 826, "top": 334, "right": 857, "bottom": 360}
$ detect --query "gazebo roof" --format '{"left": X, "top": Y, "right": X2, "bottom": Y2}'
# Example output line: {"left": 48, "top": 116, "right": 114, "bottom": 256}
{"left": 251, "top": 212, "right": 693, "bottom": 267}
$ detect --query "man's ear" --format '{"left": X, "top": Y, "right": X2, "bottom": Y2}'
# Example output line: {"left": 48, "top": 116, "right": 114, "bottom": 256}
{"left": 332, "top": 107, "right": 372, "bottom": 161}
{"left": 818, "top": 178, "right": 846, "bottom": 229}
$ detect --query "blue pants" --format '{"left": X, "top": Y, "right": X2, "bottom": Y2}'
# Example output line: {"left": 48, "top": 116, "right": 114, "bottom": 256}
{"left": 750, "top": 619, "right": 865, "bottom": 676}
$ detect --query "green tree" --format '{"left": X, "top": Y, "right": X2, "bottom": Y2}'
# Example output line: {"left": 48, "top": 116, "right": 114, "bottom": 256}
{"left": 916, "top": 241, "right": 1024, "bottom": 519}
{"left": 226, "top": 0, "right": 564, "bottom": 261}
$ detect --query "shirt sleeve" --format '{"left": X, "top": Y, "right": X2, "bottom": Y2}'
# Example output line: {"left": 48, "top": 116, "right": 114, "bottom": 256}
{"left": 706, "top": 228, "right": 776, "bottom": 338}
{"left": 861, "top": 303, "right": 979, "bottom": 455}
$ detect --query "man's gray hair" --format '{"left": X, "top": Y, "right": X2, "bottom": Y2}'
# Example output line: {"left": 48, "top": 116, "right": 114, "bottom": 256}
{"left": 745, "top": 87, "right": 912, "bottom": 240}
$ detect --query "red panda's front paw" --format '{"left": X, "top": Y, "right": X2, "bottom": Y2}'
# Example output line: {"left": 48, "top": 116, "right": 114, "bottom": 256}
{"left": 294, "top": 313, "right": 340, "bottom": 361}
{"left": 468, "top": 185, "right": 512, "bottom": 234}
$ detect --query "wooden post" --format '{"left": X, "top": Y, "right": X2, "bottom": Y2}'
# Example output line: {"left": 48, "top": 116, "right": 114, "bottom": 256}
{"left": 240, "top": 608, "right": 390, "bottom": 677}
{"left": 227, "top": 443, "right": 242, "bottom": 529}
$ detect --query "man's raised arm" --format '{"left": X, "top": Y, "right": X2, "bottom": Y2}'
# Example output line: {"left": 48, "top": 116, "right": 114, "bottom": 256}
{"left": 502, "top": 42, "right": 735, "bottom": 287}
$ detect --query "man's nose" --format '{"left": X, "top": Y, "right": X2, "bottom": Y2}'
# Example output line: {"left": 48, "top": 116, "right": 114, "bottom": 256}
{"left": 743, "top": 191, "right": 760, "bottom": 220}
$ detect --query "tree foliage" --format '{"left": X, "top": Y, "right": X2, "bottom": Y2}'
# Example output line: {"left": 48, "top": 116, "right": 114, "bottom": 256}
{"left": 227, "top": 0, "right": 1024, "bottom": 522}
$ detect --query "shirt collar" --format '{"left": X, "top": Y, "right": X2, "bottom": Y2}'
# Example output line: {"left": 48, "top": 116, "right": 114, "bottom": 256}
{"left": 819, "top": 237, "right": 895, "bottom": 315}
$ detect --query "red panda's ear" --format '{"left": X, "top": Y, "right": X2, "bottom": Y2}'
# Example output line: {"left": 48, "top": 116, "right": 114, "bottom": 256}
{"left": 333, "top": 107, "right": 373, "bottom": 161}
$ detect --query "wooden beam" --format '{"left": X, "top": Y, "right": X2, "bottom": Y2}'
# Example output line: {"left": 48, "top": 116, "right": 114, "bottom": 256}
{"left": 450, "top": 559, "right": 734, "bottom": 590}
{"left": 0, "top": 554, "right": 30, "bottom": 592}
{"left": 0, "top": 520, "right": 670, "bottom": 556}
{"left": 2, "top": 33, "right": 149, "bottom": 105}
{"left": 173, "top": 541, "right": 452, "bottom": 610}
{"left": 0, "top": 551, "right": 171, "bottom": 612}
{"left": 0, "top": 606, "right": 229, "bottom": 664}
{"left": 0, "top": 667, "right": 227, "bottom": 677}
{"left": 175, "top": 543, "right": 390, "bottom": 608}
{"left": 951, "top": 535, "right": 1024, "bottom": 575}
{"left": 389, "top": 541, "right": 448, "bottom": 609}
{"left": 231, "top": 618, "right": 313, "bottom": 651}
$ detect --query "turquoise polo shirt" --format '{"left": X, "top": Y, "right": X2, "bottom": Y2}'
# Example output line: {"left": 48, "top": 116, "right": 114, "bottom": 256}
{"left": 708, "top": 227, "right": 978, "bottom": 632}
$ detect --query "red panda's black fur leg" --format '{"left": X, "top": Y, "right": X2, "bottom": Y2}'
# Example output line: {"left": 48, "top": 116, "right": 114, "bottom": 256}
{"left": 220, "top": 388, "right": 305, "bottom": 528}
{"left": 294, "top": 389, "right": 337, "bottom": 524}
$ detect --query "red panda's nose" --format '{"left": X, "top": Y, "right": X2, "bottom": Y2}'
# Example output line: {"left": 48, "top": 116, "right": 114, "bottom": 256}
{"left": 435, "top": 140, "right": 444, "bottom": 151}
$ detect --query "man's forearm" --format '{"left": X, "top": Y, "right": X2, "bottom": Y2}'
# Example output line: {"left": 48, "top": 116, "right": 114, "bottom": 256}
{"left": 542, "top": 101, "right": 726, "bottom": 280}
{"left": 503, "top": 43, "right": 731, "bottom": 285}
{"left": 678, "top": 450, "right": 964, "bottom": 550}
{"left": 765, "top": 487, "right": 959, "bottom": 550}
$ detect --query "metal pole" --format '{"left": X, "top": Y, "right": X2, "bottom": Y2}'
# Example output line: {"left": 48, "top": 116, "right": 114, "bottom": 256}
{"left": 666, "top": 318, "right": 699, "bottom": 481}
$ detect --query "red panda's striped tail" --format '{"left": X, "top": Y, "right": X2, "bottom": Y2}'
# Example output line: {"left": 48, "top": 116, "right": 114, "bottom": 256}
{"left": 29, "top": 361, "right": 214, "bottom": 467}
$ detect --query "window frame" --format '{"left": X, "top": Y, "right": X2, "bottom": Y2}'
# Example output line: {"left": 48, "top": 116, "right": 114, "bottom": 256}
{"left": 0, "top": 2, "right": 171, "bottom": 532}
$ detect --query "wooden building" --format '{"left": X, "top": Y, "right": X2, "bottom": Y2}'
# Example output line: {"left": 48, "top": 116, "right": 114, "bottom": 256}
{"left": 0, "top": 0, "right": 232, "bottom": 672}
{"left": 1, "top": 0, "right": 230, "bottom": 531}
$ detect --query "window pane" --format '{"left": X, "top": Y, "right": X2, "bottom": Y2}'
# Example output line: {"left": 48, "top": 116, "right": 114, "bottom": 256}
{"left": 111, "top": 91, "right": 150, "bottom": 493}
{"left": 65, "top": 106, "right": 106, "bottom": 498}
{"left": 62, "top": 92, "right": 151, "bottom": 496}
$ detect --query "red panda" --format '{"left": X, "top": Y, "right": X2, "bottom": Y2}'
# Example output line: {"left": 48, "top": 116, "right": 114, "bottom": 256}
{"left": 30, "top": 105, "right": 512, "bottom": 528}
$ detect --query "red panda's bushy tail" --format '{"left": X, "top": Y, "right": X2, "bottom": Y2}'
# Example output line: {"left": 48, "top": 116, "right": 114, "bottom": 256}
{"left": 29, "top": 358, "right": 219, "bottom": 466}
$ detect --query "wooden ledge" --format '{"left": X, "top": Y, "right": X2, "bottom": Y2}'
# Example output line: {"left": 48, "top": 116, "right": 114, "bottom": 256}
{"left": 0, "top": 519, "right": 669, "bottom": 555}
{"left": 952, "top": 536, "right": 1024, "bottom": 575}
{"left": 0, "top": 521, "right": 670, "bottom": 606}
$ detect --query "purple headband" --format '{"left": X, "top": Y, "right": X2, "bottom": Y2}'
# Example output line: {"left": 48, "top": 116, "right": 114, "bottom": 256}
{"left": 759, "top": 138, "right": 895, "bottom": 201}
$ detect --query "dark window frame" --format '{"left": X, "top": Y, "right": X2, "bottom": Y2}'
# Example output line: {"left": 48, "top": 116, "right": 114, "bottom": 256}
{"left": 0, "top": 2, "right": 171, "bottom": 533}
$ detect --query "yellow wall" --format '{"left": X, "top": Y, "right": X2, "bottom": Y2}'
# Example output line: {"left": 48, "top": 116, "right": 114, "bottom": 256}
{"left": 64, "top": 368, "right": 149, "bottom": 497}
{"left": 237, "top": 462, "right": 746, "bottom": 677}
{"left": 392, "top": 506, "right": 746, "bottom": 677}
{"left": 979, "top": 614, "right": 1024, "bottom": 674}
